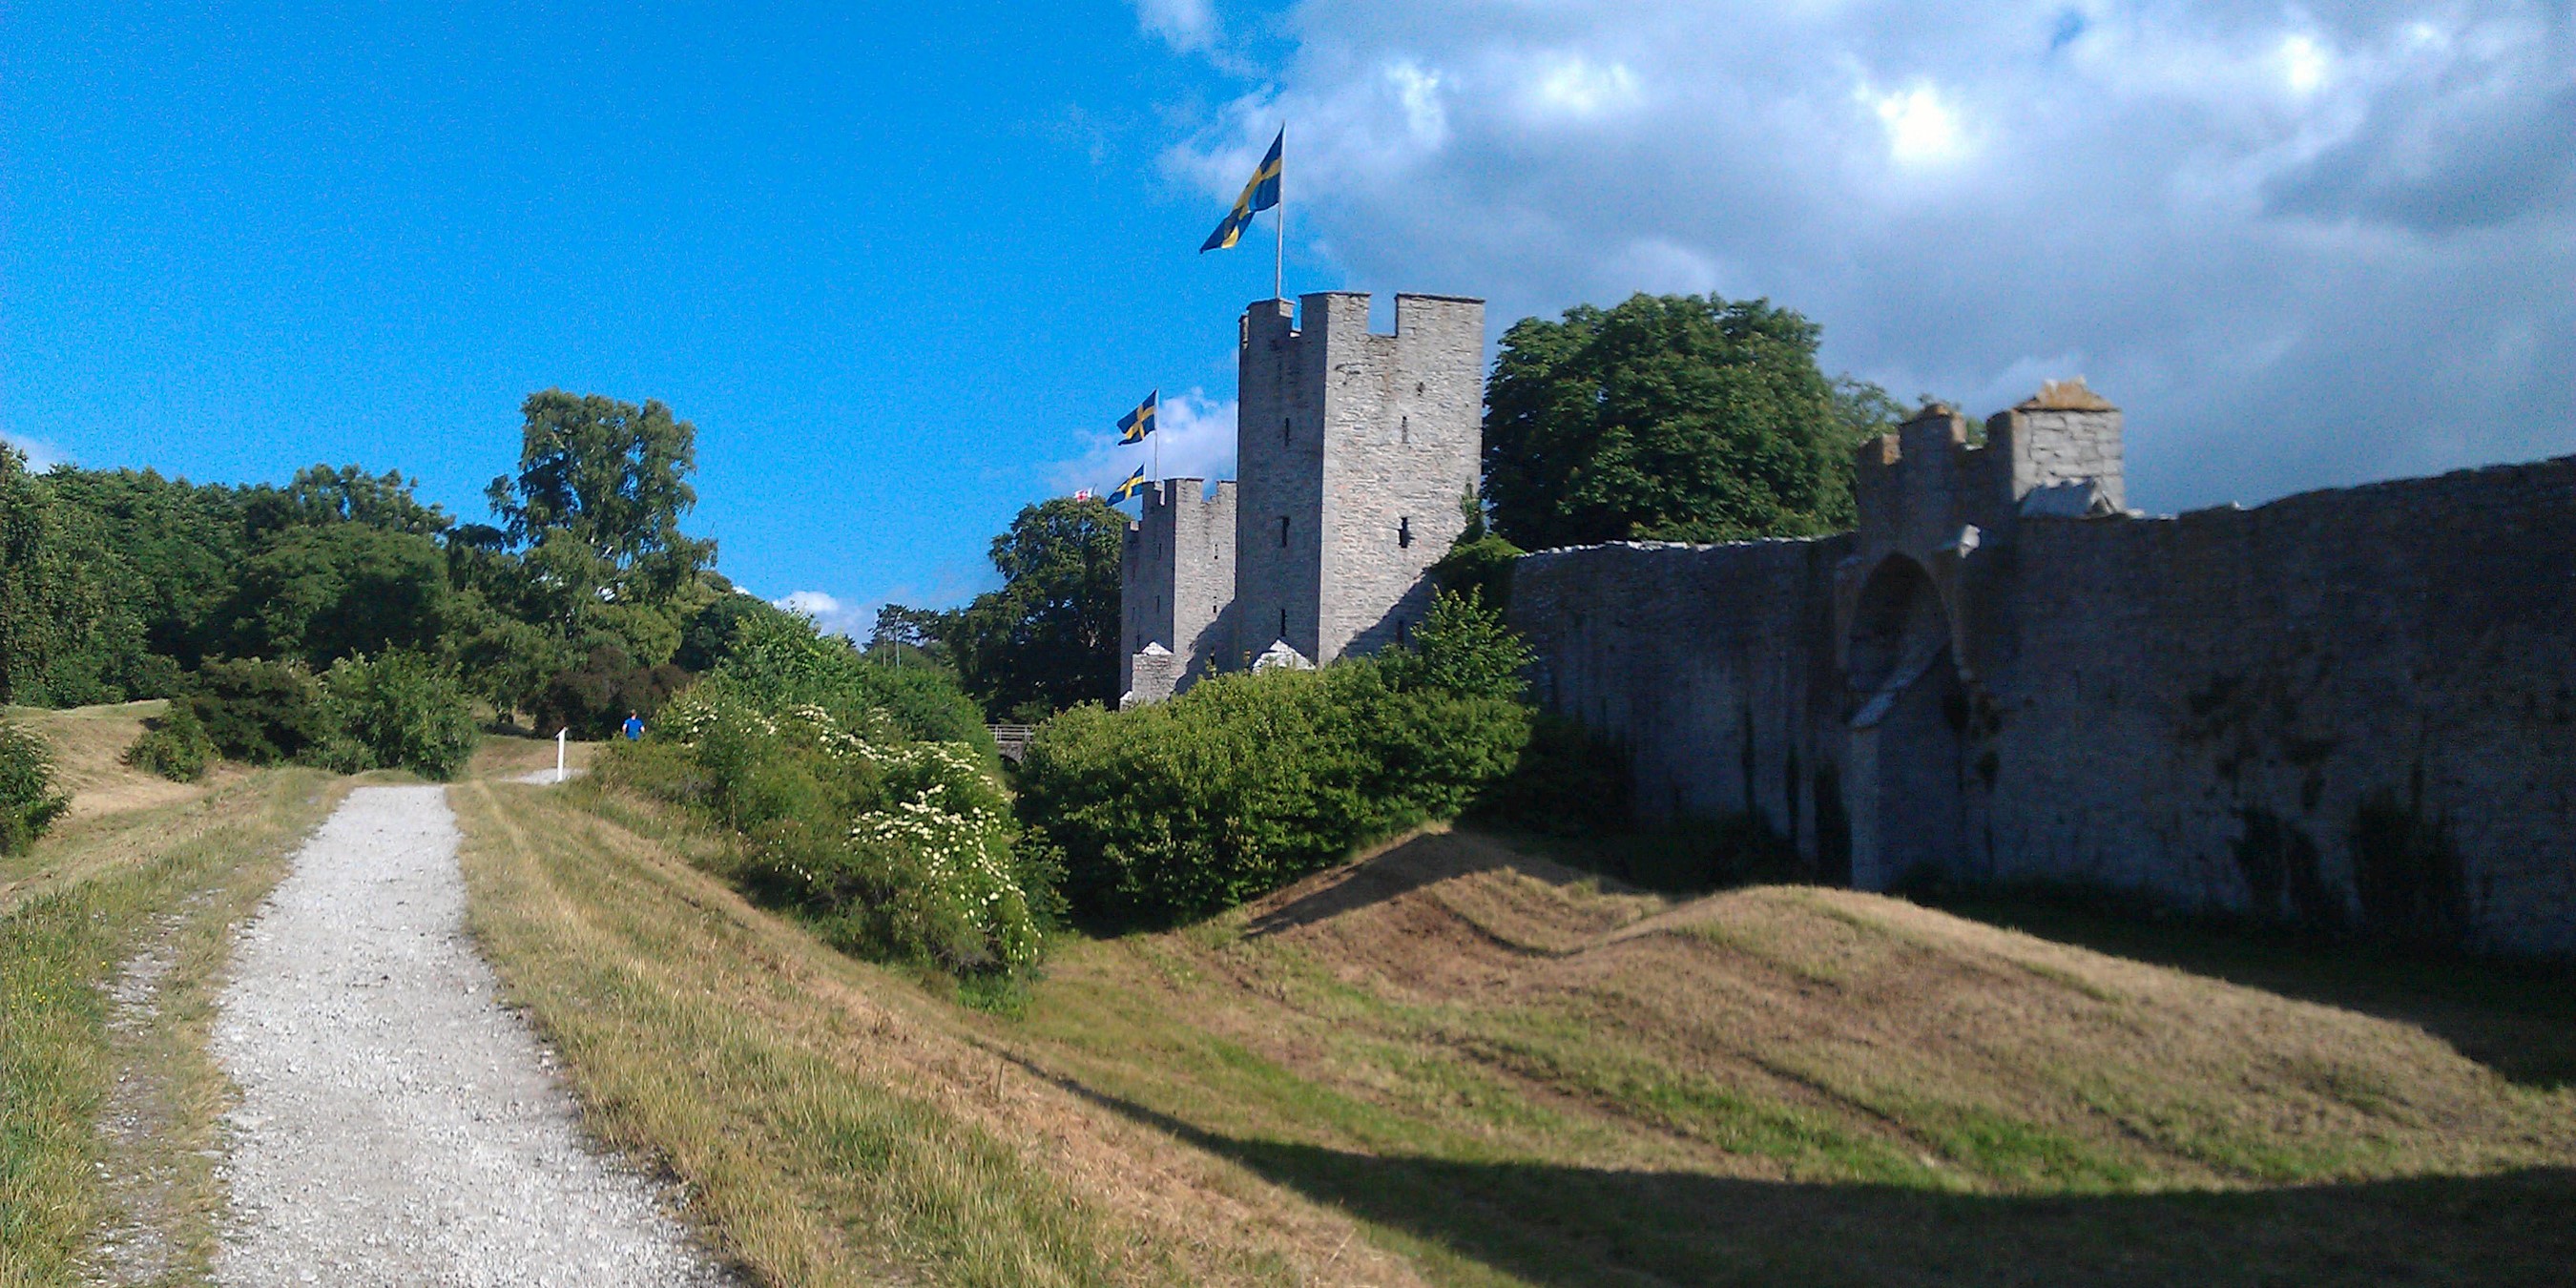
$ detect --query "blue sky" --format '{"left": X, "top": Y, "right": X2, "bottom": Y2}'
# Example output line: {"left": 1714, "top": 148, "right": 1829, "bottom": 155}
{"left": 9, "top": 1, "right": 2572, "bottom": 634}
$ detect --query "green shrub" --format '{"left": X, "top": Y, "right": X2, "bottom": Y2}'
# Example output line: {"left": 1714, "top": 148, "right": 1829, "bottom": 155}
{"left": 185, "top": 658, "right": 329, "bottom": 765}
{"left": 606, "top": 682, "right": 1046, "bottom": 978}
{"left": 1429, "top": 492, "right": 1527, "bottom": 615}
{"left": 321, "top": 651, "right": 479, "bottom": 780}
{"left": 123, "top": 701, "right": 218, "bottom": 782}
{"left": 717, "top": 612, "right": 998, "bottom": 760}
{"left": 1378, "top": 589, "right": 1533, "bottom": 702}
{"left": 0, "top": 719, "right": 72, "bottom": 855}
{"left": 1017, "top": 659, "right": 1530, "bottom": 927}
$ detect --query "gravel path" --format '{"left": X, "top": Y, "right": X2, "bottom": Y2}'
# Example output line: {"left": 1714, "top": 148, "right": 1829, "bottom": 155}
{"left": 210, "top": 785, "right": 726, "bottom": 1286}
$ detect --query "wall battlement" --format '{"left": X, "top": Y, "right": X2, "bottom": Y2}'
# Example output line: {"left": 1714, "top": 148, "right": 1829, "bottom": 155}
{"left": 1122, "top": 290, "right": 1483, "bottom": 703}
{"left": 1514, "top": 382, "right": 2576, "bottom": 958}
{"left": 1119, "top": 477, "right": 1236, "bottom": 704}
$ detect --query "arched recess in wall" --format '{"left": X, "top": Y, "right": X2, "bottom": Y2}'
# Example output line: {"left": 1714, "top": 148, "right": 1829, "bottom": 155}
{"left": 1844, "top": 554, "right": 1967, "bottom": 888}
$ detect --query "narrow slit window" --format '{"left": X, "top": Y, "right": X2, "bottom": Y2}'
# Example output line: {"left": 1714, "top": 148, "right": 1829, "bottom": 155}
{"left": 1400, "top": 414, "right": 1409, "bottom": 445}
{"left": 1278, "top": 515, "right": 1289, "bottom": 547}
{"left": 1278, "top": 607, "right": 1288, "bottom": 639}
{"left": 1398, "top": 516, "right": 1413, "bottom": 549}
{"left": 1282, "top": 417, "right": 1291, "bottom": 446}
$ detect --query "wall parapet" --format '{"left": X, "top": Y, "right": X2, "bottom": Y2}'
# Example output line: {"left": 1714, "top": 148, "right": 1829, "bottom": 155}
{"left": 1511, "top": 378, "right": 2576, "bottom": 957}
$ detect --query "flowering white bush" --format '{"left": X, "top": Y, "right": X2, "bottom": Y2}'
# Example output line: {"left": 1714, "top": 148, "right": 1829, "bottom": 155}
{"left": 625, "top": 678, "right": 1043, "bottom": 976}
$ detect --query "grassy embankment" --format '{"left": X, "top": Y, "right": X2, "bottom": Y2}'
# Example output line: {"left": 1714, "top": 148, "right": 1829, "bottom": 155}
{"left": 0, "top": 702, "right": 343, "bottom": 1287}
{"left": 458, "top": 773, "right": 2576, "bottom": 1287}
{"left": 451, "top": 774, "right": 1403, "bottom": 1287}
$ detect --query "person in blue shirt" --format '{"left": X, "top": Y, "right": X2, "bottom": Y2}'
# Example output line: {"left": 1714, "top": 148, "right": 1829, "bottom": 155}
{"left": 622, "top": 712, "right": 643, "bottom": 741}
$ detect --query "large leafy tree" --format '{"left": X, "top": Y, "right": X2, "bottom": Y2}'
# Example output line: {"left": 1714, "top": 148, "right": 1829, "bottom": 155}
{"left": 221, "top": 523, "right": 451, "bottom": 667}
{"left": 486, "top": 390, "right": 717, "bottom": 622}
{"left": 940, "top": 496, "right": 1125, "bottom": 722}
{"left": 0, "top": 451, "right": 173, "bottom": 705}
{"left": 0, "top": 444, "right": 79, "bottom": 704}
{"left": 249, "top": 464, "right": 452, "bottom": 537}
{"left": 1482, "top": 293, "right": 1897, "bottom": 551}
{"left": 39, "top": 467, "right": 251, "bottom": 671}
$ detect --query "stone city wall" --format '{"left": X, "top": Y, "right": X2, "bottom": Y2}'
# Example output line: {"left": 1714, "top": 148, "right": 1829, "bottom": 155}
{"left": 1979, "top": 455, "right": 2576, "bottom": 955}
{"left": 1511, "top": 534, "right": 1852, "bottom": 864}
{"left": 1512, "top": 453, "right": 2576, "bottom": 956}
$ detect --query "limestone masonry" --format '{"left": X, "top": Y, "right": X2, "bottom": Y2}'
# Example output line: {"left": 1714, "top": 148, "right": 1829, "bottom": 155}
{"left": 1121, "top": 291, "right": 1483, "bottom": 704}
{"left": 1120, "top": 295, "right": 2575, "bottom": 956}
{"left": 1510, "top": 386, "right": 2576, "bottom": 957}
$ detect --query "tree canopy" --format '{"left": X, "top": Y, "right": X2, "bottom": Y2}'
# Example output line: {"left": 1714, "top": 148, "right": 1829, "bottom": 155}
{"left": 486, "top": 390, "right": 716, "bottom": 614}
{"left": 1482, "top": 293, "right": 1899, "bottom": 551}
{"left": 920, "top": 496, "right": 1125, "bottom": 723}
{"left": 0, "top": 389, "right": 758, "bottom": 725}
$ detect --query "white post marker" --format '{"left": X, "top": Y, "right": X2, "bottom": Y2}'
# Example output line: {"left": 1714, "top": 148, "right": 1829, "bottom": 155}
{"left": 555, "top": 728, "right": 567, "bottom": 784}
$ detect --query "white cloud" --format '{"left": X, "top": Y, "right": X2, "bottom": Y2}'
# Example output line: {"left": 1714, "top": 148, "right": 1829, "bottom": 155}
{"left": 1867, "top": 83, "right": 1971, "bottom": 168}
{"left": 2277, "top": 32, "right": 2333, "bottom": 96}
{"left": 1525, "top": 53, "right": 1642, "bottom": 120}
{"left": 1052, "top": 390, "right": 1238, "bottom": 500}
{"left": 1153, "top": 0, "right": 2576, "bottom": 510}
{"left": 2, "top": 430, "right": 63, "bottom": 469}
{"left": 1135, "top": 0, "right": 1219, "bottom": 52}
{"left": 771, "top": 590, "right": 874, "bottom": 640}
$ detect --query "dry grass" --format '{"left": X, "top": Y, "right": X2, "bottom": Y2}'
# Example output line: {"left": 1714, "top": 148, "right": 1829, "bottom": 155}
{"left": 448, "top": 768, "right": 2576, "bottom": 1286}
{"left": 465, "top": 727, "right": 604, "bottom": 782}
{"left": 2, "top": 701, "right": 225, "bottom": 825}
{"left": 449, "top": 778, "right": 1423, "bottom": 1287}
{"left": 0, "top": 763, "right": 343, "bottom": 1287}
{"left": 974, "top": 827, "right": 2576, "bottom": 1286}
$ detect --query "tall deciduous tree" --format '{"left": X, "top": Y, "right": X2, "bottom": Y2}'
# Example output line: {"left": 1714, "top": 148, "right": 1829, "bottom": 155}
{"left": 1482, "top": 293, "right": 1897, "bottom": 551}
{"left": 260, "top": 464, "right": 452, "bottom": 537}
{"left": 0, "top": 444, "right": 72, "bottom": 704}
{"left": 221, "top": 523, "right": 451, "bottom": 667}
{"left": 945, "top": 497, "right": 1125, "bottom": 721}
{"left": 486, "top": 390, "right": 716, "bottom": 617}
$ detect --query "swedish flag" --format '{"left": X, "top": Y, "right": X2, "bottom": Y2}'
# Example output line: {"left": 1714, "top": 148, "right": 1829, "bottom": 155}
{"left": 1200, "top": 129, "right": 1283, "bottom": 253}
{"left": 1109, "top": 465, "right": 1149, "bottom": 505}
{"left": 1117, "top": 391, "right": 1158, "bottom": 444}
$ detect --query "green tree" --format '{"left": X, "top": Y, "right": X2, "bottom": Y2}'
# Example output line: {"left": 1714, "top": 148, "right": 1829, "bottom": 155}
{"left": 35, "top": 467, "right": 249, "bottom": 669}
{"left": 250, "top": 464, "right": 452, "bottom": 537}
{"left": 945, "top": 497, "right": 1124, "bottom": 721}
{"left": 0, "top": 444, "right": 74, "bottom": 704}
{"left": 0, "top": 718, "right": 72, "bottom": 855}
{"left": 1483, "top": 293, "right": 1893, "bottom": 550}
{"left": 222, "top": 524, "right": 451, "bottom": 667}
{"left": 0, "top": 449, "right": 169, "bottom": 706}
{"left": 485, "top": 391, "right": 717, "bottom": 618}
{"left": 1379, "top": 589, "right": 1533, "bottom": 702}
{"left": 675, "top": 584, "right": 799, "bottom": 673}
{"left": 866, "top": 604, "right": 956, "bottom": 669}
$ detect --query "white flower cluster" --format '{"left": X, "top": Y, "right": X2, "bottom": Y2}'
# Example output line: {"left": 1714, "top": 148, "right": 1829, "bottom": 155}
{"left": 661, "top": 683, "right": 1037, "bottom": 970}
{"left": 850, "top": 741, "right": 1035, "bottom": 968}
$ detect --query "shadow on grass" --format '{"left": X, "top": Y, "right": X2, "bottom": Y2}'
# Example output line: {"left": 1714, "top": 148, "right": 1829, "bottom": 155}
{"left": 1254, "top": 829, "right": 2576, "bottom": 1091}
{"left": 1245, "top": 831, "right": 1547, "bottom": 939}
{"left": 1923, "top": 888, "right": 2576, "bottom": 1090}
{"left": 1036, "top": 1071, "right": 2573, "bottom": 1288}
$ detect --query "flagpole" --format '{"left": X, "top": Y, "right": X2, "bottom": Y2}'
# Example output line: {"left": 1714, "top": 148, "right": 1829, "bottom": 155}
{"left": 1274, "top": 127, "right": 1286, "bottom": 302}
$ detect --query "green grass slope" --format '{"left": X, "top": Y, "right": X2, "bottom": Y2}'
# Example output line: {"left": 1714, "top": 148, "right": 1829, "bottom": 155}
{"left": 980, "top": 827, "right": 2576, "bottom": 1287}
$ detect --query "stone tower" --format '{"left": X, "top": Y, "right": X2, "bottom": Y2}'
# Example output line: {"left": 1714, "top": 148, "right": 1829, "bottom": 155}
{"left": 1233, "top": 291, "right": 1485, "bottom": 667}
{"left": 1117, "top": 477, "right": 1236, "bottom": 704}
